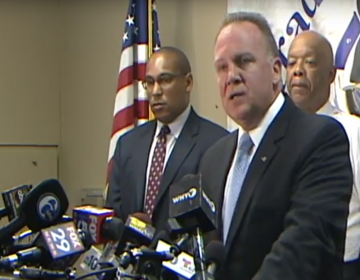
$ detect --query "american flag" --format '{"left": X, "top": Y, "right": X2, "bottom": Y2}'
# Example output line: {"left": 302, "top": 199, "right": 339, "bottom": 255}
{"left": 105, "top": 0, "right": 161, "bottom": 193}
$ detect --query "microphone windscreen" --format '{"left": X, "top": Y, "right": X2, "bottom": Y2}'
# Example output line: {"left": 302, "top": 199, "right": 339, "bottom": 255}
{"left": 20, "top": 179, "right": 69, "bottom": 232}
{"left": 78, "top": 229, "right": 94, "bottom": 251}
{"left": 205, "top": 240, "right": 226, "bottom": 268}
{"left": 132, "top": 212, "right": 152, "bottom": 224}
{"left": 150, "top": 230, "right": 171, "bottom": 249}
{"left": 102, "top": 217, "right": 125, "bottom": 240}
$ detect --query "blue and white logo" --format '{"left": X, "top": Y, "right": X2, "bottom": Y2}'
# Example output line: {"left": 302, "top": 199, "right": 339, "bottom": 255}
{"left": 37, "top": 193, "right": 60, "bottom": 221}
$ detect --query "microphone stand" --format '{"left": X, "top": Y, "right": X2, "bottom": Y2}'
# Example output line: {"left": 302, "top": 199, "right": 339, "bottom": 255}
{"left": 191, "top": 228, "right": 208, "bottom": 280}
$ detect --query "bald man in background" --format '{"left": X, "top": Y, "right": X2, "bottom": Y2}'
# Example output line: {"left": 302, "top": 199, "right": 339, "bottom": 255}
{"left": 286, "top": 30, "right": 360, "bottom": 280}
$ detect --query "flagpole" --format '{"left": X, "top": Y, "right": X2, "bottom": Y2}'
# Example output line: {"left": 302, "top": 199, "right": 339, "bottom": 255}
{"left": 148, "top": 0, "right": 155, "bottom": 120}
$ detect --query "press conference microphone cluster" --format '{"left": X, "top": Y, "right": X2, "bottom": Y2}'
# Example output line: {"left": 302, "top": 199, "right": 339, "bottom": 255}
{"left": 0, "top": 175, "right": 223, "bottom": 280}
{"left": 75, "top": 207, "right": 208, "bottom": 280}
{"left": 0, "top": 180, "right": 180, "bottom": 280}
{"left": 153, "top": 229, "right": 226, "bottom": 280}
{"left": 73, "top": 200, "right": 223, "bottom": 280}
{"left": 0, "top": 178, "right": 97, "bottom": 280}
{"left": 77, "top": 210, "right": 164, "bottom": 280}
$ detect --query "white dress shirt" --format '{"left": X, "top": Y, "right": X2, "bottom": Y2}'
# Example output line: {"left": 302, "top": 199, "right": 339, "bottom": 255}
{"left": 317, "top": 101, "right": 360, "bottom": 262}
{"left": 222, "top": 93, "right": 285, "bottom": 223}
{"left": 143, "top": 105, "right": 191, "bottom": 206}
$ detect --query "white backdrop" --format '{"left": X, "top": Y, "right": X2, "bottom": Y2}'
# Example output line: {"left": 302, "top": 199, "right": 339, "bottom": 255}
{"left": 227, "top": 0, "right": 360, "bottom": 131}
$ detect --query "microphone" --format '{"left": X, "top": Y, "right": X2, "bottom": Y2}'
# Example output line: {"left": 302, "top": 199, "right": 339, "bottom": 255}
{"left": 80, "top": 217, "right": 125, "bottom": 273}
{"left": 169, "top": 174, "right": 216, "bottom": 233}
{"left": 7, "top": 231, "right": 40, "bottom": 255}
{"left": 152, "top": 230, "right": 189, "bottom": 257}
{"left": 155, "top": 237, "right": 195, "bottom": 279}
{"left": 131, "top": 246, "right": 173, "bottom": 262}
{"left": 72, "top": 205, "right": 115, "bottom": 245}
{"left": 12, "top": 215, "right": 73, "bottom": 245}
{"left": 13, "top": 230, "right": 33, "bottom": 243}
{"left": 1, "top": 184, "right": 32, "bottom": 221}
{"left": 148, "top": 230, "right": 191, "bottom": 280}
{"left": 0, "top": 221, "right": 91, "bottom": 270}
{"left": 83, "top": 213, "right": 155, "bottom": 280}
{"left": 98, "top": 216, "right": 125, "bottom": 260}
{"left": 80, "top": 246, "right": 103, "bottom": 273}
{"left": 204, "top": 241, "right": 226, "bottom": 280}
{"left": 116, "top": 212, "right": 155, "bottom": 254}
{"left": 169, "top": 174, "right": 217, "bottom": 280}
{"left": 167, "top": 218, "right": 186, "bottom": 240}
{"left": 165, "top": 218, "right": 192, "bottom": 256}
{"left": 116, "top": 213, "right": 155, "bottom": 270}
{"left": 13, "top": 267, "right": 76, "bottom": 280}
{"left": 0, "top": 179, "right": 68, "bottom": 247}
{"left": 7, "top": 215, "right": 75, "bottom": 255}
{"left": 133, "top": 246, "right": 175, "bottom": 279}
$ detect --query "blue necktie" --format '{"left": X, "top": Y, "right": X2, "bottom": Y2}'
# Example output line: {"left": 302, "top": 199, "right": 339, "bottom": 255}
{"left": 223, "top": 132, "right": 253, "bottom": 243}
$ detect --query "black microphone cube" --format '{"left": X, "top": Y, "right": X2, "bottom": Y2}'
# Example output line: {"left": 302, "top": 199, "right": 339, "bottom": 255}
{"left": 169, "top": 174, "right": 217, "bottom": 234}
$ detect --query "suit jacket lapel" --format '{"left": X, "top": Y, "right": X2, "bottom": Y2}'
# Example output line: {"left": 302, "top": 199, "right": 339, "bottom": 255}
{"left": 133, "top": 121, "right": 156, "bottom": 211}
{"left": 154, "top": 109, "right": 198, "bottom": 209}
{"left": 225, "top": 97, "right": 292, "bottom": 253}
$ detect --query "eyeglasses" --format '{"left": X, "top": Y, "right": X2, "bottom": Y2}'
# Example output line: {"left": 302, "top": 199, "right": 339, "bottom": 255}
{"left": 142, "top": 73, "right": 187, "bottom": 90}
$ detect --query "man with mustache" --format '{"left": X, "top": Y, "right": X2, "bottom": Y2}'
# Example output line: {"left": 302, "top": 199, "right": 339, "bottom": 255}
{"left": 199, "top": 11, "right": 353, "bottom": 280}
{"left": 106, "top": 46, "right": 228, "bottom": 231}
{"left": 286, "top": 30, "right": 360, "bottom": 280}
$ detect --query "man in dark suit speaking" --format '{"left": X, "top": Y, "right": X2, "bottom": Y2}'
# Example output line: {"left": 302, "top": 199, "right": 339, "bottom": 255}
{"left": 105, "top": 46, "right": 228, "bottom": 230}
{"left": 200, "top": 11, "right": 353, "bottom": 280}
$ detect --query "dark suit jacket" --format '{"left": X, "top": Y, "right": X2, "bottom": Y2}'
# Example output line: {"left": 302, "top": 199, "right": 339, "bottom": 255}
{"left": 199, "top": 96, "right": 353, "bottom": 280}
{"left": 106, "top": 107, "right": 229, "bottom": 232}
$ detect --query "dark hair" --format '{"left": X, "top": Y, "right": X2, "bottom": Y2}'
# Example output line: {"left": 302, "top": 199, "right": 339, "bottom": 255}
{"left": 217, "top": 11, "right": 279, "bottom": 58}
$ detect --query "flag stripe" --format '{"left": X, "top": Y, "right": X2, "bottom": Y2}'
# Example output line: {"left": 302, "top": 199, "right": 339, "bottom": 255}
{"left": 111, "top": 100, "right": 149, "bottom": 137}
{"left": 117, "top": 63, "right": 147, "bottom": 93}
{"left": 119, "top": 45, "right": 149, "bottom": 72}
{"left": 113, "top": 82, "right": 148, "bottom": 115}
{"left": 106, "top": 0, "right": 161, "bottom": 190}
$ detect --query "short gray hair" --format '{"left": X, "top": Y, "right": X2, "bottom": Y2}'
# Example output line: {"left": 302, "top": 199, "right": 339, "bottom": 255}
{"left": 217, "top": 11, "right": 279, "bottom": 58}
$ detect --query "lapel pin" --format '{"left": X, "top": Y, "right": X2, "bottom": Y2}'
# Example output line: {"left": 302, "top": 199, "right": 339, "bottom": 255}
{"left": 261, "top": 156, "right": 267, "bottom": 162}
